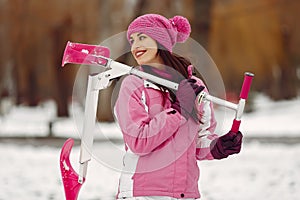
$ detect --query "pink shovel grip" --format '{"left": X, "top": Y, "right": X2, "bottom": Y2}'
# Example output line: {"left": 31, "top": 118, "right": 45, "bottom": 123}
{"left": 231, "top": 72, "right": 254, "bottom": 133}
{"left": 231, "top": 119, "right": 241, "bottom": 133}
{"left": 240, "top": 72, "right": 254, "bottom": 99}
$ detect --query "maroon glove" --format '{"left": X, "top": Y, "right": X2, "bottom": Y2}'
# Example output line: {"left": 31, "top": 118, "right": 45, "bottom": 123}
{"left": 171, "top": 79, "right": 204, "bottom": 120}
{"left": 210, "top": 131, "right": 243, "bottom": 159}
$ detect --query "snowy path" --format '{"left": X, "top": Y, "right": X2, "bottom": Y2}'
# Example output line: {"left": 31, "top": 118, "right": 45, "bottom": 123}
{"left": 1, "top": 142, "right": 299, "bottom": 200}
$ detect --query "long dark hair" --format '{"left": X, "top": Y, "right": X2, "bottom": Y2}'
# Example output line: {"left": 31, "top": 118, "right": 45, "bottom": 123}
{"left": 157, "top": 46, "right": 202, "bottom": 123}
{"left": 141, "top": 44, "right": 202, "bottom": 122}
{"left": 154, "top": 44, "right": 191, "bottom": 102}
{"left": 157, "top": 44, "right": 191, "bottom": 79}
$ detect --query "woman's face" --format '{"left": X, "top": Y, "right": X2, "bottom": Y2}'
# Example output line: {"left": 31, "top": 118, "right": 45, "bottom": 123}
{"left": 130, "top": 33, "right": 162, "bottom": 66}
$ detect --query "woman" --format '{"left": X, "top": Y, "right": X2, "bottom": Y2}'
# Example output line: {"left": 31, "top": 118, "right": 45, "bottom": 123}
{"left": 114, "top": 14, "right": 243, "bottom": 200}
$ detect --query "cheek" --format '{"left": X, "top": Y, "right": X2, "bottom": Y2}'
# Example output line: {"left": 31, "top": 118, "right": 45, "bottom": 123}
{"left": 147, "top": 48, "right": 157, "bottom": 58}
{"left": 145, "top": 40, "right": 157, "bottom": 48}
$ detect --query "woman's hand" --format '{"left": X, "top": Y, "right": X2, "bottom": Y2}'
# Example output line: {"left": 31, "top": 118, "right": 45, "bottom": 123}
{"left": 210, "top": 131, "right": 243, "bottom": 159}
{"left": 171, "top": 78, "right": 204, "bottom": 120}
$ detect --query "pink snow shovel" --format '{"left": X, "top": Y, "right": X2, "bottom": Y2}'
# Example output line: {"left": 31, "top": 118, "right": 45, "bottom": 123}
{"left": 59, "top": 41, "right": 254, "bottom": 200}
{"left": 60, "top": 41, "right": 110, "bottom": 200}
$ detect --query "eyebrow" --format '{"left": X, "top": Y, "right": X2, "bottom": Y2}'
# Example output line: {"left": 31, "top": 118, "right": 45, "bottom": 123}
{"left": 129, "top": 33, "right": 143, "bottom": 40}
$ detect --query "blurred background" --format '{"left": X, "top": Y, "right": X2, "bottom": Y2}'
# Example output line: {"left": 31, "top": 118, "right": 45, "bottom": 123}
{"left": 0, "top": 0, "right": 299, "bottom": 120}
{"left": 0, "top": 0, "right": 300, "bottom": 199}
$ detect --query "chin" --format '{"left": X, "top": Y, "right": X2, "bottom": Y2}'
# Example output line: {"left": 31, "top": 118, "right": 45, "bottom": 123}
{"left": 136, "top": 60, "right": 146, "bottom": 65}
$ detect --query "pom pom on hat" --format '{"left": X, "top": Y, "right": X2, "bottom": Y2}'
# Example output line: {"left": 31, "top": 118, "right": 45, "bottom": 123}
{"left": 170, "top": 15, "right": 191, "bottom": 43}
{"left": 127, "top": 14, "right": 191, "bottom": 52}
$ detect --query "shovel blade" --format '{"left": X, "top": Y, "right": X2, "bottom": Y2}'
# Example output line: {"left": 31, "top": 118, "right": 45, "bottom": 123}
{"left": 60, "top": 138, "right": 85, "bottom": 200}
{"left": 62, "top": 41, "right": 110, "bottom": 67}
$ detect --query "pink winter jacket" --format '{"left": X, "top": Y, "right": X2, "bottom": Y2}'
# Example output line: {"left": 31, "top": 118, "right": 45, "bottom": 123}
{"left": 114, "top": 68, "right": 218, "bottom": 199}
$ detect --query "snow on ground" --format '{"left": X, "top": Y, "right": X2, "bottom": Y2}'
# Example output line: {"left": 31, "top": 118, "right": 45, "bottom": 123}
{"left": 218, "top": 94, "right": 300, "bottom": 137}
{"left": 0, "top": 94, "right": 300, "bottom": 199}
{"left": 212, "top": 94, "right": 300, "bottom": 137}
{"left": 0, "top": 142, "right": 299, "bottom": 200}
{"left": 0, "top": 93, "right": 299, "bottom": 138}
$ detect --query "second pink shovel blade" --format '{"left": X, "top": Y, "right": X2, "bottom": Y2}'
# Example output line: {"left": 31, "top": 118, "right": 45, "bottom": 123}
{"left": 62, "top": 41, "right": 110, "bottom": 67}
{"left": 60, "top": 138, "right": 85, "bottom": 200}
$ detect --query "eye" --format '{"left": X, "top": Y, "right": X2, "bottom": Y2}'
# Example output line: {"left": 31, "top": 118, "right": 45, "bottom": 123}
{"left": 139, "top": 35, "right": 146, "bottom": 41}
{"left": 129, "top": 38, "right": 134, "bottom": 45}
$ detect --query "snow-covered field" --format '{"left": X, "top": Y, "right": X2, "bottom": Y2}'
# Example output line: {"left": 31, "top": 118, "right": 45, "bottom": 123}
{"left": 0, "top": 94, "right": 300, "bottom": 200}
{"left": 1, "top": 142, "right": 299, "bottom": 200}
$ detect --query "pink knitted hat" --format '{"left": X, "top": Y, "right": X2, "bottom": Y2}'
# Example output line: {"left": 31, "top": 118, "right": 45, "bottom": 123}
{"left": 127, "top": 14, "right": 191, "bottom": 52}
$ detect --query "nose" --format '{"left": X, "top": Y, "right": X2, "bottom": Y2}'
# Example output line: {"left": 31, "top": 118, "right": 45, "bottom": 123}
{"left": 131, "top": 40, "right": 139, "bottom": 51}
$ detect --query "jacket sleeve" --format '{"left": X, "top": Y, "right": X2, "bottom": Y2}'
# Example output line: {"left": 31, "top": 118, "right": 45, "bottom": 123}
{"left": 192, "top": 76, "right": 219, "bottom": 160}
{"left": 114, "top": 75, "right": 185, "bottom": 155}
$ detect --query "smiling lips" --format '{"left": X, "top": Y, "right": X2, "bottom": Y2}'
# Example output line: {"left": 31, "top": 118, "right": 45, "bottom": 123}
{"left": 134, "top": 49, "right": 147, "bottom": 59}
